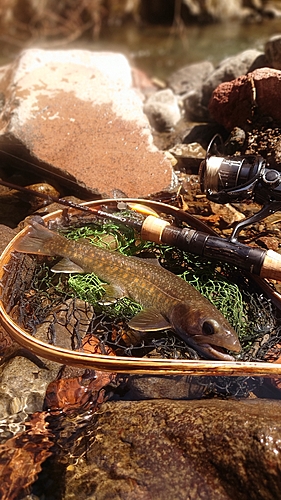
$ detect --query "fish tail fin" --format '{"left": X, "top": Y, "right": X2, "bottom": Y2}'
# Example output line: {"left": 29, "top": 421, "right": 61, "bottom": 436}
{"left": 14, "top": 220, "right": 60, "bottom": 256}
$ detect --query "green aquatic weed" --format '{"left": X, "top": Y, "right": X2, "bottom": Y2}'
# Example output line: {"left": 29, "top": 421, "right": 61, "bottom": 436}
{"left": 68, "top": 273, "right": 106, "bottom": 303}
{"left": 68, "top": 273, "right": 142, "bottom": 319}
{"left": 63, "top": 219, "right": 153, "bottom": 256}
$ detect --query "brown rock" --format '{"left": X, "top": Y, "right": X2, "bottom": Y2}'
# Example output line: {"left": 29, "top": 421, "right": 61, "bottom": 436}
{"left": 0, "top": 49, "right": 175, "bottom": 198}
{"left": 0, "top": 224, "right": 17, "bottom": 251}
{"left": 64, "top": 398, "right": 281, "bottom": 500}
{"left": 209, "top": 68, "right": 281, "bottom": 130}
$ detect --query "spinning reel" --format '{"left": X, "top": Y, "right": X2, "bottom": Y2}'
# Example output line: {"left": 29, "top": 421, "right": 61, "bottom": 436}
{"left": 199, "top": 134, "right": 281, "bottom": 242}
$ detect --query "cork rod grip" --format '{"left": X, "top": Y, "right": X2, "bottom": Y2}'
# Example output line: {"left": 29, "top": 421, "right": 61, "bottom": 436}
{"left": 259, "top": 249, "right": 281, "bottom": 281}
{"left": 141, "top": 215, "right": 170, "bottom": 244}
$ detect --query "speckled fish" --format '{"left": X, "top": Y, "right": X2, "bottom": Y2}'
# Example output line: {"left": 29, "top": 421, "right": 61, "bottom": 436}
{"left": 14, "top": 219, "right": 241, "bottom": 360}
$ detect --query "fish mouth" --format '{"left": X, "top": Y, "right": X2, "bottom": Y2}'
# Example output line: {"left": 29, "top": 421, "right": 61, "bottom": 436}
{"left": 197, "top": 343, "right": 236, "bottom": 361}
{"left": 193, "top": 333, "right": 242, "bottom": 354}
{"left": 188, "top": 335, "right": 240, "bottom": 361}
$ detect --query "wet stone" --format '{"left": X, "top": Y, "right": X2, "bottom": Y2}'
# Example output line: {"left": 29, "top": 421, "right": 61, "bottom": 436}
{"left": 0, "top": 355, "right": 61, "bottom": 442}
{"left": 123, "top": 374, "right": 209, "bottom": 400}
{"left": 63, "top": 398, "right": 281, "bottom": 500}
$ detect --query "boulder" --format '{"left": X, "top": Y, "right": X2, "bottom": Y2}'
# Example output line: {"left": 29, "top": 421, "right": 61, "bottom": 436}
{"left": 0, "top": 355, "right": 61, "bottom": 442}
{"left": 63, "top": 398, "right": 281, "bottom": 500}
{"left": 209, "top": 67, "right": 281, "bottom": 130}
{"left": 0, "top": 49, "right": 175, "bottom": 198}
{"left": 182, "top": 0, "right": 265, "bottom": 22}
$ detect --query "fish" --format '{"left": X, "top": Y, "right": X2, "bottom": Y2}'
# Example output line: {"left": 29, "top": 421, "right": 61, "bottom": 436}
{"left": 13, "top": 219, "right": 241, "bottom": 361}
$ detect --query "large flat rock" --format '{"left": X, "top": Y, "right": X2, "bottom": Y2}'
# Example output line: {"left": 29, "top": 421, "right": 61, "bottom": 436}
{"left": 0, "top": 49, "right": 175, "bottom": 197}
{"left": 63, "top": 398, "right": 281, "bottom": 500}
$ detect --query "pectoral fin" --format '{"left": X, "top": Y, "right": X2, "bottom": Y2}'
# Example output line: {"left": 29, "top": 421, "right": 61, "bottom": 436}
{"left": 98, "top": 284, "right": 125, "bottom": 305}
{"left": 128, "top": 308, "right": 171, "bottom": 332}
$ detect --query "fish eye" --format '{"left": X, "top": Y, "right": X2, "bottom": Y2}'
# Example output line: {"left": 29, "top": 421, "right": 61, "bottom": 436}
{"left": 202, "top": 321, "right": 215, "bottom": 335}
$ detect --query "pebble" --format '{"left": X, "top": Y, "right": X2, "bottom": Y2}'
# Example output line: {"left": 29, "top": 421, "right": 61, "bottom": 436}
{"left": 143, "top": 88, "right": 181, "bottom": 131}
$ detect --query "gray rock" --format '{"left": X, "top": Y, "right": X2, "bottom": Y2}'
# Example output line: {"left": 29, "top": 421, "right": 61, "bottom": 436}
{"left": 0, "top": 49, "right": 175, "bottom": 198}
{"left": 202, "top": 49, "right": 268, "bottom": 109}
{"left": 167, "top": 61, "right": 214, "bottom": 122}
{"left": 183, "top": 49, "right": 267, "bottom": 122}
{"left": 265, "top": 34, "right": 281, "bottom": 70}
{"left": 63, "top": 398, "right": 281, "bottom": 500}
{"left": 184, "top": 87, "right": 210, "bottom": 121}
{"left": 167, "top": 60, "right": 214, "bottom": 99}
{"left": 143, "top": 89, "right": 181, "bottom": 131}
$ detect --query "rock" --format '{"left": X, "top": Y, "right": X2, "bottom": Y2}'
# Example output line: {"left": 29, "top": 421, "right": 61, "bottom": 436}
{"left": 265, "top": 34, "right": 281, "bottom": 70}
{"left": 0, "top": 224, "right": 17, "bottom": 251}
{"left": 169, "top": 142, "right": 206, "bottom": 171}
{"left": 63, "top": 398, "right": 281, "bottom": 500}
{"left": 0, "top": 355, "right": 61, "bottom": 442}
{"left": 209, "top": 68, "right": 281, "bottom": 130}
{"left": 182, "top": 0, "right": 264, "bottom": 22}
{"left": 263, "top": 5, "right": 281, "bottom": 18}
{"left": 202, "top": 49, "right": 268, "bottom": 109}
{"left": 183, "top": 49, "right": 267, "bottom": 122}
{"left": 167, "top": 61, "right": 214, "bottom": 121}
{"left": 124, "top": 374, "right": 209, "bottom": 399}
{"left": 224, "top": 127, "right": 247, "bottom": 154}
{"left": 0, "top": 49, "right": 175, "bottom": 198}
{"left": 184, "top": 88, "right": 211, "bottom": 121}
{"left": 143, "top": 89, "right": 181, "bottom": 132}
{"left": 167, "top": 61, "right": 214, "bottom": 100}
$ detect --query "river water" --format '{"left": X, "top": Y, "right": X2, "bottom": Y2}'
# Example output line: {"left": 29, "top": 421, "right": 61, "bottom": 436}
{"left": 1, "top": 16, "right": 281, "bottom": 79}
{"left": 94, "top": 17, "right": 281, "bottom": 78}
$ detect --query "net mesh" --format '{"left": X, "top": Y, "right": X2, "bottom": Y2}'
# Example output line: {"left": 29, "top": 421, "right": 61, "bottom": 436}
{"left": 1, "top": 209, "right": 281, "bottom": 398}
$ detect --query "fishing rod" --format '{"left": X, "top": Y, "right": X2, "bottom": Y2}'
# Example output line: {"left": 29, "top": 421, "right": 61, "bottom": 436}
{"left": 1, "top": 179, "right": 281, "bottom": 281}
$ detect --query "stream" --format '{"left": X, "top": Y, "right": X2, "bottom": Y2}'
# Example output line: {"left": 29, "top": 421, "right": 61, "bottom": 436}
{"left": 99, "top": 17, "right": 281, "bottom": 78}
{"left": 1, "top": 17, "right": 281, "bottom": 78}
